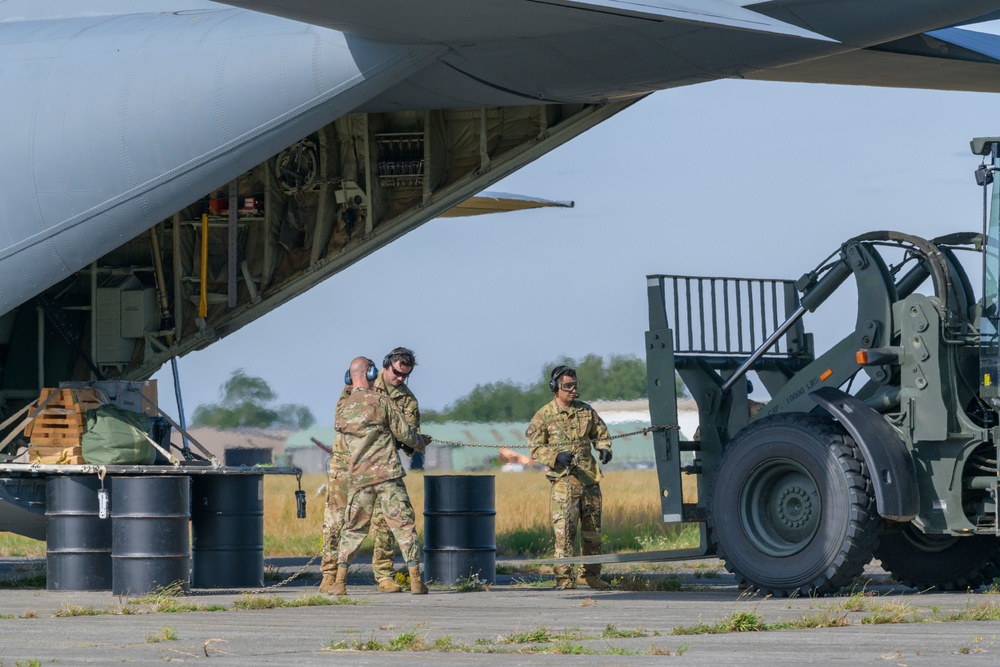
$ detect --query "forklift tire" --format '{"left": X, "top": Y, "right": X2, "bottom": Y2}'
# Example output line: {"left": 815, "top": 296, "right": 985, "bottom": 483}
{"left": 708, "top": 414, "right": 879, "bottom": 597}
{"left": 875, "top": 526, "right": 1000, "bottom": 591}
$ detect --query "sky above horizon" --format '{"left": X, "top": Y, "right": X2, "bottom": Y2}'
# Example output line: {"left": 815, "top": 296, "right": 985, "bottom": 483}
{"left": 152, "top": 26, "right": 1000, "bottom": 426}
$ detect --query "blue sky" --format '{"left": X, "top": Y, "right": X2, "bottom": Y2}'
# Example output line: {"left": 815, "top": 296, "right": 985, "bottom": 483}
{"left": 153, "top": 37, "right": 1000, "bottom": 424}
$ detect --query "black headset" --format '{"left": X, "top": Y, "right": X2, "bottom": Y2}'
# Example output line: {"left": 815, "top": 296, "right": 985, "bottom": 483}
{"left": 382, "top": 346, "right": 415, "bottom": 370}
{"left": 549, "top": 365, "right": 575, "bottom": 392}
{"left": 344, "top": 359, "right": 379, "bottom": 385}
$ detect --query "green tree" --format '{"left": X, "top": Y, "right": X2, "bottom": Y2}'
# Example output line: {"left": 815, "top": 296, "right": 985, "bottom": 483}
{"left": 424, "top": 354, "right": 687, "bottom": 423}
{"left": 192, "top": 369, "right": 316, "bottom": 429}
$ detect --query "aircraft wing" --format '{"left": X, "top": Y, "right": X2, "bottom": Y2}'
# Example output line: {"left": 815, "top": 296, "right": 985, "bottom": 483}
{"left": 746, "top": 27, "right": 1000, "bottom": 92}
{"left": 219, "top": 0, "right": 836, "bottom": 43}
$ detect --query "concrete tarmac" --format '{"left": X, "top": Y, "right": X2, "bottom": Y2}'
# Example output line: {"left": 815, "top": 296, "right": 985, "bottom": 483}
{"left": 1, "top": 558, "right": 999, "bottom": 665}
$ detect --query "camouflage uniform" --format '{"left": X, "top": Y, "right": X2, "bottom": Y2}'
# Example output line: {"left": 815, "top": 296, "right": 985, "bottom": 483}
{"left": 527, "top": 398, "right": 611, "bottom": 581}
{"left": 335, "top": 387, "right": 426, "bottom": 568}
{"left": 319, "top": 373, "right": 420, "bottom": 578}
{"left": 319, "top": 389, "right": 352, "bottom": 577}
{"left": 369, "top": 371, "right": 420, "bottom": 581}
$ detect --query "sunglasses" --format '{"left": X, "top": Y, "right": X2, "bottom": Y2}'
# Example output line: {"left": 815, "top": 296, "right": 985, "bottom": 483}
{"left": 389, "top": 364, "right": 411, "bottom": 379}
{"left": 558, "top": 381, "right": 578, "bottom": 392}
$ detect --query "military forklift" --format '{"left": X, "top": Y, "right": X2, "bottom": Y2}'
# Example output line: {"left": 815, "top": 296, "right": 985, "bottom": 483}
{"left": 644, "top": 137, "right": 1000, "bottom": 596}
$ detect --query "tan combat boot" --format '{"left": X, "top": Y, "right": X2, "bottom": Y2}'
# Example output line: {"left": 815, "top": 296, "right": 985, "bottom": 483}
{"left": 554, "top": 577, "right": 577, "bottom": 590}
{"left": 329, "top": 565, "right": 348, "bottom": 596}
{"left": 378, "top": 577, "right": 402, "bottom": 593}
{"left": 577, "top": 572, "right": 610, "bottom": 590}
{"left": 408, "top": 565, "right": 428, "bottom": 595}
{"left": 319, "top": 571, "right": 338, "bottom": 595}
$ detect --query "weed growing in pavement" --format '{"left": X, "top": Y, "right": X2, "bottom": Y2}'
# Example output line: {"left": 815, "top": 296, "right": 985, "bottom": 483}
{"left": 454, "top": 573, "right": 491, "bottom": 592}
{"left": 146, "top": 628, "right": 178, "bottom": 643}
{"left": 650, "top": 643, "right": 689, "bottom": 655}
{"left": 232, "top": 593, "right": 355, "bottom": 610}
{"left": 672, "top": 610, "right": 763, "bottom": 635}
{"left": 497, "top": 627, "right": 553, "bottom": 644}
{"left": 770, "top": 608, "right": 850, "bottom": 630}
{"left": 388, "top": 630, "right": 427, "bottom": 651}
{"left": 53, "top": 604, "right": 105, "bottom": 617}
{"left": 329, "top": 629, "right": 428, "bottom": 651}
{"left": 130, "top": 581, "right": 187, "bottom": 604}
{"left": 940, "top": 600, "right": 1000, "bottom": 622}
{"left": 602, "top": 624, "right": 647, "bottom": 638}
{"left": 957, "top": 634, "right": 994, "bottom": 654}
{"left": 859, "top": 600, "right": 920, "bottom": 625}
{"left": 433, "top": 635, "right": 458, "bottom": 651}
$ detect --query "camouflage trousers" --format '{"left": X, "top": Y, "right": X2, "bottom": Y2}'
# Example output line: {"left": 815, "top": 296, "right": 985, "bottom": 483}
{"left": 320, "top": 471, "right": 398, "bottom": 579}
{"left": 338, "top": 478, "right": 420, "bottom": 567}
{"left": 549, "top": 475, "right": 603, "bottom": 579}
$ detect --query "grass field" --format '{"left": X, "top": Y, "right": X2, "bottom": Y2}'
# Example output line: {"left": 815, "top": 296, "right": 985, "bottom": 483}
{"left": 0, "top": 470, "right": 698, "bottom": 559}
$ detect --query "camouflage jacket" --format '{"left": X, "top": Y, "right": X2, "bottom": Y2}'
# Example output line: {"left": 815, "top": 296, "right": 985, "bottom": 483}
{"left": 527, "top": 398, "right": 611, "bottom": 486}
{"left": 330, "top": 372, "right": 421, "bottom": 471}
{"left": 334, "top": 387, "right": 423, "bottom": 488}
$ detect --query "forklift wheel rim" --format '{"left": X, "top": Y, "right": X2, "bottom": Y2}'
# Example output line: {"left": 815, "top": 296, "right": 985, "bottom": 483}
{"left": 739, "top": 457, "right": 821, "bottom": 557}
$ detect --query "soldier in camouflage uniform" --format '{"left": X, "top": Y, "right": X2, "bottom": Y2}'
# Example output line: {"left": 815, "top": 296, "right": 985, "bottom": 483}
{"left": 318, "top": 347, "right": 422, "bottom": 594}
{"left": 328, "top": 357, "right": 431, "bottom": 596}
{"left": 318, "top": 388, "right": 352, "bottom": 595}
{"left": 527, "top": 365, "right": 612, "bottom": 591}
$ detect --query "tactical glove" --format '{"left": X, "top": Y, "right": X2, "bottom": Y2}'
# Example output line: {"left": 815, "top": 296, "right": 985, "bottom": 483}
{"left": 555, "top": 451, "right": 574, "bottom": 467}
{"left": 599, "top": 449, "right": 612, "bottom": 465}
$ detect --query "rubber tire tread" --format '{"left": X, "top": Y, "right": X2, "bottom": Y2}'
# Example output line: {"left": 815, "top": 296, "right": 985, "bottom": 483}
{"left": 876, "top": 528, "right": 1000, "bottom": 591}
{"left": 708, "top": 413, "right": 880, "bottom": 597}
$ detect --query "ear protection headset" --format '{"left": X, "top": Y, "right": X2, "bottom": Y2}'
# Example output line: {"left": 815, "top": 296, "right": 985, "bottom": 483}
{"left": 549, "top": 365, "right": 575, "bottom": 392}
{"left": 382, "top": 346, "right": 415, "bottom": 370}
{"left": 344, "top": 359, "right": 379, "bottom": 385}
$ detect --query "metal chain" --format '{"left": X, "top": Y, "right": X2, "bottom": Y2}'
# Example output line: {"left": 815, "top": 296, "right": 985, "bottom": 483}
{"left": 426, "top": 423, "right": 678, "bottom": 449}
{"left": 192, "top": 549, "right": 324, "bottom": 597}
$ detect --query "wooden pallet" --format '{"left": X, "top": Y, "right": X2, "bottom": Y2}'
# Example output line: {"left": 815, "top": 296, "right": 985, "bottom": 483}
{"left": 24, "top": 388, "right": 85, "bottom": 447}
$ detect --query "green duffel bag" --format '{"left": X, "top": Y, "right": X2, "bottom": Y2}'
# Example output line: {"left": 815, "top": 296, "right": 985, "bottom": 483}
{"left": 81, "top": 405, "right": 156, "bottom": 465}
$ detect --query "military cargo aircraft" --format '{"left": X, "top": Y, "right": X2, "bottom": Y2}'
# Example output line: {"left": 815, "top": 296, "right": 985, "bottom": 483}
{"left": 5, "top": 1, "right": 1000, "bottom": 538}
{"left": 4, "top": 0, "right": 1000, "bottom": 403}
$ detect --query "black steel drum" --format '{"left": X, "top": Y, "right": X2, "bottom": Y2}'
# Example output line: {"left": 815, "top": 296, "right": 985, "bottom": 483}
{"left": 111, "top": 476, "right": 190, "bottom": 595}
{"left": 46, "top": 476, "right": 112, "bottom": 591}
{"left": 423, "top": 475, "right": 496, "bottom": 585}
{"left": 224, "top": 447, "right": 272, "bottom": 466}
{"left": 191, "top": 474, "right": 264, "bottom": 588}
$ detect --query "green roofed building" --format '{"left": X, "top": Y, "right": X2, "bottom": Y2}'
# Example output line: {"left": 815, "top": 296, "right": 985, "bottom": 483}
{"left": 284, "top": 421, "right": 657, "bottom": 474}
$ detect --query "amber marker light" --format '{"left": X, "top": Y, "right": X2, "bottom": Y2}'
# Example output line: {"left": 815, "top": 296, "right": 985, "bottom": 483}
{"left": 820, "top": 368, "right": 833, "bottom": 381}
{"left": 856, "top": 349, "right": 869, "bottom": 365}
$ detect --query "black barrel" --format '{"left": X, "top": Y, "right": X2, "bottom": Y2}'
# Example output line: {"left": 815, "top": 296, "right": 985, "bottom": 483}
{"left": 46, "top": 476, "right": 112, "bottom": 591}
{"left": 111, "top": 476, "right": 190, "bottom": 595}
{"left": 224, "top": 447, "right": 272, "bottom": 467}
{"left": 423, "top": 475, "right": 496, "bottom": 585}
{"left": 191, "top": 475, "right": 264, "bottom": 588}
